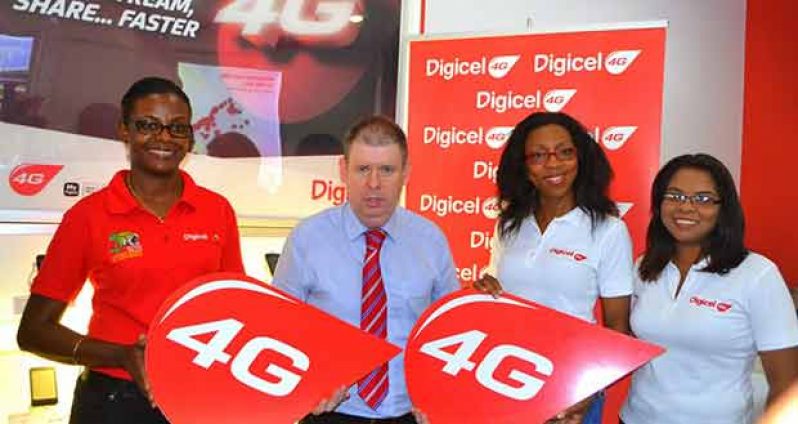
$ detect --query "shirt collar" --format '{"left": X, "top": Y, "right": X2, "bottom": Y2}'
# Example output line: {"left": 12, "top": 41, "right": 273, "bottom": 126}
{"left": 342, "top": 202, "right": 401, "bottom": 242}
{"left": 553, "top": 207, "right": 589, "bottom": 226}
{"left": 105, "top": 169, "right": 200, "bottom": 215}
{"left": 666, "top": 256, "right": 711, "bottom": 272}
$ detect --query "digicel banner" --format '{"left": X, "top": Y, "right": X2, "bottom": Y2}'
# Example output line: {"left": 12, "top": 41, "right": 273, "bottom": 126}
{"left": 404, "top": 25, "right": 666, "bottom": 286}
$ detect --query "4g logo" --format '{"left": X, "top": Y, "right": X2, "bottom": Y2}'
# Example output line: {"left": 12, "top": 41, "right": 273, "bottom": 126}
{"left": 600, "top": 126, "right": 637, "bottom": 150}
{"left": 8, "top": 164, "right": 64, "bottom": 196}
{"left": 488, "top": 55, "right": 521, "bottom": 79}
{"left": 215, "top": 0, "right": 362, "bottom": 46}
{"left": 167, "top": 318, "right": 309, "bottom": 397}
{"left": 604, "top": 50, "right": 641, "bottom": 75}
{"left": 420, "top": 329, "right": 553, "bottom": 401}
{"left": 543, "top": 89, "right": 577, "bottom": 113}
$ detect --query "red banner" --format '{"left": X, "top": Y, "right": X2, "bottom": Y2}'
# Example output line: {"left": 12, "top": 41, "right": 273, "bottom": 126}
{"left": 404, "top": 25, "right": 667, "bottom": 286}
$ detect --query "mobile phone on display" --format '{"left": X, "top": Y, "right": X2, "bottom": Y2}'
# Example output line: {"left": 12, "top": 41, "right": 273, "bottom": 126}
{"left": 29, "top": 367, "right": 58, "bottom": 407}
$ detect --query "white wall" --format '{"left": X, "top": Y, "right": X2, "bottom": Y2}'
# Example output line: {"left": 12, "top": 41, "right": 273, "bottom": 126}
{"left": 401, "top": 0, "right": 747, "bottom": 182}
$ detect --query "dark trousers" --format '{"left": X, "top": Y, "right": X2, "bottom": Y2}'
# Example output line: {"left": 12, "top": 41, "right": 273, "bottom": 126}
{"left": 300, "top": 412, "right": 417, "bottom": 424}
{"left": 69, "top": 370, "right": 169, "bottom": 424}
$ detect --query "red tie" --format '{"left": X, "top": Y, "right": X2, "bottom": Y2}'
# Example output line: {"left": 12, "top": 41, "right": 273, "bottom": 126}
{"left": 358, "top": 229, "right": 388, "bottom": 409}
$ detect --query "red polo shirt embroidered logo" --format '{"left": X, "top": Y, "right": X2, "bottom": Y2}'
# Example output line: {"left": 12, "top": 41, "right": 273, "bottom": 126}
{"left": 689, "top": 296, "right": 732, "bottom": 313}
{"left": 108, "top": 231, "right": 143, "bottom": 263}
{"left": 183, "top": 233, "right": 210, "bottom": 241}
{"left": 548, "top": 247, "right": 587, "bottom": 262}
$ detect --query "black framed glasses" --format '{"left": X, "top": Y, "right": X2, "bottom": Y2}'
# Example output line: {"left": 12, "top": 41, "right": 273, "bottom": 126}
{"left": 663, "top": 191, "right": 721, "bottom": 206}
{"left": 131, "top": 119, "right": 192, "bottom": 139}
{"left": 525, "top": 146, "right": 577, "bottom": 165}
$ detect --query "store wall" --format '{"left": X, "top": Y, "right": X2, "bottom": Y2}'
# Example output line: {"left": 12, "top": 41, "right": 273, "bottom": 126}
{"left": 740, "top": 0, "right": 798, "bottom": 286}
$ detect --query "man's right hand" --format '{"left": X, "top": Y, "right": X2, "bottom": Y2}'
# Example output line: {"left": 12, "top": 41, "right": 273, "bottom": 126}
{"left": 472, "top": 273, "right": 503, "bottom": 298}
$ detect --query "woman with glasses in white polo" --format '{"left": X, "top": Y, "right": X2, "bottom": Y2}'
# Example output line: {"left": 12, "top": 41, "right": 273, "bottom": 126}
{"left": 620, "top": 154, "right": 798, "bottom": 424}
{"left": 474, "top": 111, "right": 634, "bottom": 424}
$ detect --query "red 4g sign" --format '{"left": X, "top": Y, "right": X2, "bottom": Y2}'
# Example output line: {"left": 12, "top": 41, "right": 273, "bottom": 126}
{"left": 215, "top": 0, "right": 363, "bottom": 47}
{"left": 8, "top": 164, "right": 63, "bottom": 196}
{"left": 147, "top": 273, "right": 400, "bottom": 424}
{"left": 405, "top": 290, "right": 663, "bottom": 423}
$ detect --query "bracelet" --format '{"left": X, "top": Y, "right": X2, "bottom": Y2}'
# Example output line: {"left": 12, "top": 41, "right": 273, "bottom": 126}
{"left": 71, "top": 336, "right": 86, "bottom": 365}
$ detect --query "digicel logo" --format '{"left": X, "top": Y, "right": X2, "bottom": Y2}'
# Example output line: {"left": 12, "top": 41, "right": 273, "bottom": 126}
{"left": 476, "top": 89, "right": 577, "bottom": 114}
{"left": 421, "top": 126, "right": 512, "bottom": 150}
{"left": 591, "top": 126, "right": 638, "bottom": 151}
{"left": 549, "top": 247, "right": 587, "bottom": 262}
{"left": 419, "top": 195, "right": 500, "bottom": 219}
{"left": 689, "top": 296, "right": 733, "bottom": 313}
{"left": 9, "top": 164, "right": 64, "bottom": 196}
{"left": 425, "top": 55, "right": 520, "bottom": 80}
{"left": 533, "top": 50, "right": 641, "bottom": 76}
{"left": 311, "top": 179, "right": 346, "bottom": 205}
{"left": 423, "top": 126, "right": 483, "bottom": 149}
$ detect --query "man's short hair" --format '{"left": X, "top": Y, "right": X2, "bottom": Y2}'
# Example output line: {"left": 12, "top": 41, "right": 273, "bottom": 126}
{"left": 120, "top": 77, "right": 192, "bottom": 124}
{"left": 342, "top": 115, "right": 408, "bottom": 165}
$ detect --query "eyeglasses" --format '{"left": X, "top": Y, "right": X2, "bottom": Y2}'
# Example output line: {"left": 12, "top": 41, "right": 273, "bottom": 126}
{"left": 525, "top": 146, "right": 577, "bottom": 165}
{"left": 131, "top": 119, "right": 192, "bottom": 139}
{"left": 663, "top": 192, "right": 721, "bottom": 206}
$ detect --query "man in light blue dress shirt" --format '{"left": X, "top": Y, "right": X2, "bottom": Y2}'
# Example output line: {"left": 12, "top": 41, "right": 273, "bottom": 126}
{"left": 273, "top": 116, "right": 460, "bottom": 424}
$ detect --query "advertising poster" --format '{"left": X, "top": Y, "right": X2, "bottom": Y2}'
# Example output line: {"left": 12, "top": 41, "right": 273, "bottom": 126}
{"left": 403, "top": 24, "right": 666, "bottom": 285}
{"left": 0, "top": 0, "right": 401, "bottom": 223}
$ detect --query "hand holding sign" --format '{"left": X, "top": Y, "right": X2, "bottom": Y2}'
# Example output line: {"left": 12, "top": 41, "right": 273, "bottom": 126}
{"left": 146, "top": 273, "right": 401, "bottom": 423}
{"left": 405, "top": 290, "right": 663, "bottom": 423}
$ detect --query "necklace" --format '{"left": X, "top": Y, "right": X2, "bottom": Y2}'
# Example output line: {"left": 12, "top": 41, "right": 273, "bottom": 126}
{"left": 126, "top": 173, "right": 182, "bottom": 220}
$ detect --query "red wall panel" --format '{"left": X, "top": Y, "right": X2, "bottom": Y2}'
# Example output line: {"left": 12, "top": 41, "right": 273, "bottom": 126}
{"left": 741, "top": 0, "right": 798, "bottom": 286}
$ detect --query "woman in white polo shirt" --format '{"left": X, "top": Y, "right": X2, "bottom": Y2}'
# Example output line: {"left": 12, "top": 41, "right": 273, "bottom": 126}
{"left": 620, "top": 154, "right": 798, "bottom": 424}
{"left": 474, "top": 112, "right": 634, "bottom": 424}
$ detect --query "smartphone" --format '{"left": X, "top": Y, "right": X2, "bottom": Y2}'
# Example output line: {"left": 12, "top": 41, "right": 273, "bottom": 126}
{"left": 29, "top": 367, "right": 58, "bottom": 406}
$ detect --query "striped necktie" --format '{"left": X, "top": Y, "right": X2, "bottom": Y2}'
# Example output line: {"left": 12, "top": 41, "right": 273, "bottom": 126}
{"left": 358, "top": 228, "right": 389, "bottom": 409}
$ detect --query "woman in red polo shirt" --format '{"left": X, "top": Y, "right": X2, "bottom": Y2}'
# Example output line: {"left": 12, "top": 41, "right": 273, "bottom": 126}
{"left": 16, "top": 77, "right": 245, "bottom": 423}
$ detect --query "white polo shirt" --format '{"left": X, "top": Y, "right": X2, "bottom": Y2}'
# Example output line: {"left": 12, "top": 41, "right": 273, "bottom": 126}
{"left": 621, "top": 253, "right": 798, "bottom": 424}
{"left": 487, "top": 207, "right": 634, "bottom": 323}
